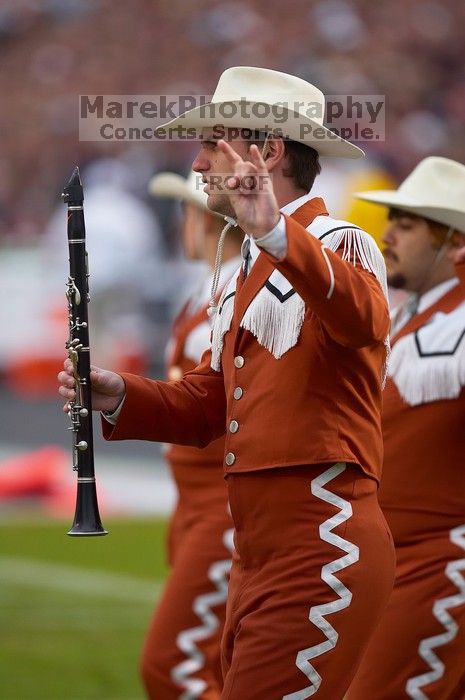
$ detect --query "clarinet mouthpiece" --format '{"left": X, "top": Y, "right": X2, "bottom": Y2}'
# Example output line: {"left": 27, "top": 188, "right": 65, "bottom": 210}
{"left": 62, "top": 166, "right": 84, "bottom": 204}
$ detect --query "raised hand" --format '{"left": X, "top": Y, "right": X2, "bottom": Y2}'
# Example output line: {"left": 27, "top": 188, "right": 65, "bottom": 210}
{"left": 58, "top": 359, "right": 125, "bottom": 414}
{"left": 217, "top": 140, "right": 281, "bottom": 238}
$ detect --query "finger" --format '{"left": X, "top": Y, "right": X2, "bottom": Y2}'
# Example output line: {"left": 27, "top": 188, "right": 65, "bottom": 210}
{"left": 227, "top": 160, "right": 257, "bottom": 183}
{"left": 239, "top": 172, "right": 260, "bottom": 194}
{"left": 58, "top": 371, "right": 76, "bottom": 387}
{"left": 249, "top": 144, "right": 269, "bottom": 174}
{"left": 227, "top": 161, "right": 258, "bottom": 193}
{"left": 90, "top": 368, "right": 106, "bottom": 385}
{"left": 236, "top": 160, "right": 258, "bottom": 177}
{"left": 226, "top": 174, "right": 240, "bottom": 190}
{"left": 217, "top": 139, "right": 243, "bottom": 166}
{"left": 63, "top": 402, "right": 70, "bottom": 414}
{"left": 59, "top": 385, "right": 76, "bottom": 400}
{"left": 64, "top": 358, "right": 74, "bottom": 373}
{"left": 225, "top": 172, "right": 258, "bottom": 194}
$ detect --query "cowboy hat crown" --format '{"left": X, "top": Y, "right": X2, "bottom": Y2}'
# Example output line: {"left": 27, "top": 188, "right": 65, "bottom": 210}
{"left": 158, "top": 66, "right": 364, "bottom": 159}
{"left": 354, "top": 156, "right": 465, "bottom": 232}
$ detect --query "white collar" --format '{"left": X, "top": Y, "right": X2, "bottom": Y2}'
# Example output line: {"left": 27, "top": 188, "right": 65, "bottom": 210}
{"left": 241, "top": 235, "right": 261, "bottom": 266}
{"left": 391, "top": 277, "right": 460, "bottom": 335}
{"left": 417, "top": 277, "right": 459, "bottom": 313}
{"left": 281, "top": 191, "right": 313, "bottom": 216}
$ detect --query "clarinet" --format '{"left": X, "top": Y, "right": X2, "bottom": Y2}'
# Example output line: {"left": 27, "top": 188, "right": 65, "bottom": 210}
{"left": 62, "top": 166, "right": 108, "bottom": 536}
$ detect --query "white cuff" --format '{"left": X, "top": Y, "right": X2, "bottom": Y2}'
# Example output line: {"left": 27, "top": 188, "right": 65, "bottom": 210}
{"left": 101, "top": 396, "right": 126, "bottom": 425}
{"left": 254, "top": 214, "right": 287, "bottom": 259}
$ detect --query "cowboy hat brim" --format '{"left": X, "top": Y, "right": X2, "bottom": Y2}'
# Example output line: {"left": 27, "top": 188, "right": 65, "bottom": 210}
{"left": 156, "top": 102, "right": 364, "bottom": 159}
{"left": 354, "top": 190, "right": 465, "bottom": 232}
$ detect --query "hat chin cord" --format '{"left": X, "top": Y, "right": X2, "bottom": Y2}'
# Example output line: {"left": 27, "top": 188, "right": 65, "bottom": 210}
{"left": 415, "top": 225, "right": 455, "bottom": 297}
{"left": 208, "top": 216, "right": 237, "bottom": 317}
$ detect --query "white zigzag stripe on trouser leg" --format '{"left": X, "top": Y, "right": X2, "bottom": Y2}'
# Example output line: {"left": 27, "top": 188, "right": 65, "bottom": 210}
{"left": 171, "top": 527, "right": 234, "bottom": 700}
{"left": 282, "top": 462, "right": 360, "bottom": 700}
{"left": 405, "top": 524, "right": 465, "bottom": 700}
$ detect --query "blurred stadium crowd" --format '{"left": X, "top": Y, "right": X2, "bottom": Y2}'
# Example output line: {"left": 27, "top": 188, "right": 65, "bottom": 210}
{"left": 1, "top": 0, "right": 464, "bottom": 239}
{"left": 0, "top": 0, "right": 463, "bottom": 379}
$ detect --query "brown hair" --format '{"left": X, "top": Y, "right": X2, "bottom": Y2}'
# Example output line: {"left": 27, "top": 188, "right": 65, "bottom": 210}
{"left": 282, "top": 140, "right": 321, "bottom": 192}
{"left": 241, "top": 130, "right": 320, "bottom": 192}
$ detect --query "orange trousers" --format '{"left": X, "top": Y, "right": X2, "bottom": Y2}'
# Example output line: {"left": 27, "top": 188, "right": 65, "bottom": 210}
{"left": 140, "top": 468, "right": 233, "bottom": 700}
{"left": 347, "top": 515, "right": 465, "bottom": 700}
{"left": 221, "top": 463, "right": 395, "bottom": 699}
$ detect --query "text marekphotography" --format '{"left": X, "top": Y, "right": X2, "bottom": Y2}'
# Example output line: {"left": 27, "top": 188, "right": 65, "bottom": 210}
{"left": 79, "top": 94, "right": 385, "bottom": 143}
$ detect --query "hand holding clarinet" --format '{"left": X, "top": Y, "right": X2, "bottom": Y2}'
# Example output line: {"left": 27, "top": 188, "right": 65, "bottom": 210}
{"left": 58, "top": 360, "right": 125, "bottom": 415}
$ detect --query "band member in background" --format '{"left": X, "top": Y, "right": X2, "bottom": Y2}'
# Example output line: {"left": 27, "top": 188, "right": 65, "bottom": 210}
{"left": 348, "top": 156, "right": 465, "bottom": 700}
{"left": 59, "top": 67, "right": 395, "bottom": 699}
{"left": 141, "top": 170, "right": 242, "bottom": 699}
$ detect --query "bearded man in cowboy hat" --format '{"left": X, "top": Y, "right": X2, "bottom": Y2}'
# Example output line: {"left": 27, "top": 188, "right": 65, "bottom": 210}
{"left": 346, "top": 156, "right": 465, "bottom": 700}
{"left": 59, "top": 67, "right": 395, "bottom": 699}
{"left": 139, "top": 170, "right": 242, "bottom": 699}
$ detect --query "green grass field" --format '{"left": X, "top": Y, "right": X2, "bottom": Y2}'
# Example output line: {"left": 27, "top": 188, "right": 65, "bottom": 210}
{"left": 0, "top": 518, "right": 168, "bottom": 700}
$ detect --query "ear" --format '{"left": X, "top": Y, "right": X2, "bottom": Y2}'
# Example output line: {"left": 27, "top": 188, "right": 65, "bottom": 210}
{"left": 260, "top": 135, "right": 286, "bottom": 170}
{"left": 445, "top": 231, "right": 465, "bottom": 260}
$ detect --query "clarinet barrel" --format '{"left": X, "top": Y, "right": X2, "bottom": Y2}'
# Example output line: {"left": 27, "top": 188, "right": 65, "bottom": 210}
{"left": 62, "top": 166, "right": 108, "bottom": 536}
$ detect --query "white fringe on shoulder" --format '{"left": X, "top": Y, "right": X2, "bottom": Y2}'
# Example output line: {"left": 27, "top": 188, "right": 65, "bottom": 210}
{"left": 317, "top": 223, "right": 390, "bottom": 385}
{"left": 318, "top": 225, "right": 389, "bottom": 302}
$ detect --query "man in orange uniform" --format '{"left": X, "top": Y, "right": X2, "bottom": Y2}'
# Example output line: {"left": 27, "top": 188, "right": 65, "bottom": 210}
{"left": 139, "top": 170, "right": 242, "bottom": 698}
{"left": 348, "top": 156, "right": 465, "bottom": 700}
{"left": 59, "top": 67, "right": 395, "bottom": 699}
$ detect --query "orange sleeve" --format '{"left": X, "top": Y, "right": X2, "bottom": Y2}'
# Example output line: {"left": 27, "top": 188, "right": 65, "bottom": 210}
{"left": 260, "top": 214, "right": 390, "bottom": 348}
{"left": 101, "top": 349, "right": 226, "bottom": 447}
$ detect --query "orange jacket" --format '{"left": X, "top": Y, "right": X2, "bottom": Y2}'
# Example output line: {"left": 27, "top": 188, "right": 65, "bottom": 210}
{"left": 103, "top": 198, "right": 389, "bottom": 482}
{"left": 380, "top": 263, "right": 465, "bottom": 539}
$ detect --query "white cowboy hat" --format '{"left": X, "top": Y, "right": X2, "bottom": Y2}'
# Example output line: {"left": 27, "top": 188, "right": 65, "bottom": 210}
{"left": 354, "top": 156, "right": 465, "bottom": 232}
{"left": 157, "top": 66, "right": 364, "bottom": 159}
{"left": 149, "top": 169, "right": 222, "bottom": 217}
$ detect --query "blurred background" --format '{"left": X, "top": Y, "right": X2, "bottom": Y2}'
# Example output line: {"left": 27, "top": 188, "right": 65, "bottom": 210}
{"left": 0, "top": 0, "right": 464, "bottom": 697}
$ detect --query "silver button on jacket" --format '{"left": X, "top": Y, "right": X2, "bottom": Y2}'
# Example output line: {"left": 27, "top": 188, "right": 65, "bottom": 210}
{"left": 225, "top": 452, "right": 236, "bottom": 466}
{"left": 233, "top": 387, "right": 243, "bottom": 400}
{"left": 229, "top": 420, "right": 239, "bottom": 433}
{"left": 234, "top": 355, "right": 245, "bottom": 368}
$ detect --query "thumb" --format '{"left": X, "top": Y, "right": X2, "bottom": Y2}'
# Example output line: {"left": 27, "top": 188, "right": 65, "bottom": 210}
{"left": 90, "top": 366, "right": 125, "bottom": 398}
{"left": 90, "top": 365, "right": 106, "bottom": 385}
{"left": 90, "top": 366, "right": 112, "bottom": 388}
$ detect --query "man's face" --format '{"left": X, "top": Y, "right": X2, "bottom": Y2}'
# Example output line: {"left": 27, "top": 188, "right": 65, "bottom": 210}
{"left": 192, "top": 127, "right": 251, "bottom": 218}
{"left": 381, "top": 212, "right": 439, "bottom": 291}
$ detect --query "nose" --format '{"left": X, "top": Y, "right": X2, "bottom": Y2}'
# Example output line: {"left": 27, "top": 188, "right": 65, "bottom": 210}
{"left": 192, "top": 146, "right": 209, "bottom": 174}
{"left": 382, "top": 221, "right": 396, "bottom": 246}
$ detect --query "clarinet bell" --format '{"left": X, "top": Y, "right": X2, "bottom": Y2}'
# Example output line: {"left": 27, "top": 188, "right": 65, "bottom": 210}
{"left": 67, "top": 480, "right": 108, "bottom": 536}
